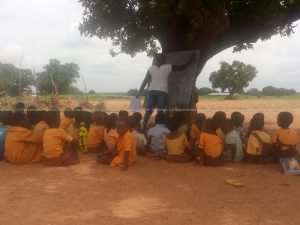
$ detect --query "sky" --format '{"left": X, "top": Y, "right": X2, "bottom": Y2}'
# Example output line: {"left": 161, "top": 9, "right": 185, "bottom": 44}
{"left": 0, "top": 0, "right": 300, "bottom": 92}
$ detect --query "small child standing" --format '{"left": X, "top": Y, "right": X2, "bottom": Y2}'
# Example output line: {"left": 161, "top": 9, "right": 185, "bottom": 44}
{"left": 273, "top": 112, "right": 300, "bottom": 159}
{"left": 147, "top": 113, "right": 170, "bottom": 157}
{"left": 198, "top": 119, "right": 224, "bottom": 166}
{"left": 87, "top": 111, "right": 105, "bottom": 153}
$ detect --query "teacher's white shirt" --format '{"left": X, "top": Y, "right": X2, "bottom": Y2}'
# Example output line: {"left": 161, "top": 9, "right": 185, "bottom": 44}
{"left": 148, "top": 64, "right": 172, "bottom": 93}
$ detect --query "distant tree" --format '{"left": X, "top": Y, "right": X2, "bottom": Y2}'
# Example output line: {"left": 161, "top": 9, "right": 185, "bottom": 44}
{"left": 246, "top": 88, "right": 261, "bottom": 96}
{"left": 36, "top": 59, "right": 80, "bottom": 95}
{"left": 128, "top": 89, "right": 139, "bottom": 96}
{"left": 88, "top": 89, "right": 97, "bottom": 94}
{"left": 0, "top": 62, "right": 35, "bottom": 96}
{"left": 209, "top": 61, "right": 257, "bottom": 99}
{"left": 198, "top": 87, "right": 215, "bottom": 96}
{"left": 262, "top": 86, "right": 297, "bottom": 96}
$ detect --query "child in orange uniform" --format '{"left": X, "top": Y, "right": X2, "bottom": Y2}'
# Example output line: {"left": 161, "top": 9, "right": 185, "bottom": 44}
{"left": 198, "top": 119, "right": 224, "bottom": 166}
{"left": 4, "top": 109, "right": 42, "bottom": 164}
{"left": 42, "top": 109, "right": 79, "bottom": 167}
{"left": 60, "top": 108, "right": 75, "bottom": 130}
{"left": 87, "top": 111, "right": 105, "bottom": 153}
{"left": 111, "top": 119, "right": 137, "bottom": 171}
{"left": 273, "top": 112, "right": 300, "bottom": 159}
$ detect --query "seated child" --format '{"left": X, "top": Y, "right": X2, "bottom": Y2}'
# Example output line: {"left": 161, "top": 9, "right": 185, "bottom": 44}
{"left": 4, "top": 110, "right": 42, "bottom": 164}
{"left": 27, "top": 105, "right": 39, "bottom": 127}
{"left": 246, "top": 113, "right": 274, "bottom": 163}
{"left": 212, "top": 111, "right": 227, "bottom": 141}
{"left": 231, "top": 112, "right": 246, "bottom": 143}
{"left": 165, "top": 119, "right": 192, "bottom": 163}
{"left": 60, "top": 108, "right": 75, "bottom": 130}
{"left": 32, "top": 110, "right": 49, "bottom": 149}
{"left": 119, "top": 110, "right": 129, "bottom": 120}
{"left": 130, "top": 113, "right": 147, "bottom": 155}
{"left": 190, "top": 113, "right": 206, "bottom": 149}
{"left": 0, "top": 111, "right": 12, "bottom": 161}
{"left": 147, "top": 113, "right": 170, "bottom": 157}
{"left": 104, "top": 113, "right": 119, "bottom": 151}
{"left": 101, "top": 118, "right": 136, "bottom": 171}
{"left": 87, "top": 111, "right": 105, "bottom": 153}
{"left": 223, "top": 119, "right": 243, "bottom": 162}
{"left": 273, "top": 112, "right": 300, "bottom": 159}
{"left": 198, "top": 119, "right": 224, "bottom": 166}
{"left": 42, "top": 109, "right": 79, "bottom": 167}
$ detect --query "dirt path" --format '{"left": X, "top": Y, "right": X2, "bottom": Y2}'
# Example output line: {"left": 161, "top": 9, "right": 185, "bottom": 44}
{"left": 1, "top": 155, "right": 300, "bottom": 225}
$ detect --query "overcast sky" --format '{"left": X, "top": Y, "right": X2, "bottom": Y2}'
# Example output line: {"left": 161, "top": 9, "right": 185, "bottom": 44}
{"left": 1, "top": 0, "right": 300, "bottom": 92}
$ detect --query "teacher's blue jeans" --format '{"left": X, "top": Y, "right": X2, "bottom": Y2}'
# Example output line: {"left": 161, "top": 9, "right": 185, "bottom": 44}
{"left": 143, "top": 90, "right": 168, "bottom": 128}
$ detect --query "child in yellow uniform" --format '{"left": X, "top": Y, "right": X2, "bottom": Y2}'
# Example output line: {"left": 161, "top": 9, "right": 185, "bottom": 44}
{"left": 246, "top": 113, "right": 274, "bottom": 163}
{"left": 87, "top": 111, "right": 105, "bottom": 153}
{"left": 4, "top": 110, "right": 42, "bottom": 164}
{"left": 273, "top": 112, "right": 300, "bottom": 159}
{"left": 198, "top": 119, "right": 224, "bottom": 166}
{"left": 165, "top": 117, "right": 192, "bottom": 163}
{"left": 111, "top": 119, "right": 137, "bottom": 171}
{"left": 42, "top": 109, "right": 79, "bottom": 166}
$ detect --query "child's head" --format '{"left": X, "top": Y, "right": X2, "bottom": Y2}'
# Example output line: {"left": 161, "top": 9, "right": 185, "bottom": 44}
{"left": 119, "top": 110, "right": 129, "bottom": 120}
{"left": 204, "top": 119, "right": 216, "bottom": 134}
{"left": 15, "top": 102, "right": 26, "bottom": 113}
{"left": 27, "top": 105, "right": 38, "bottom": 126}
{"left": 222, "top": 119, "right": 234, "bottom": 135}
{"left": 0, "top": 111, "right": 13, "bottom": 126}
{"left": 277, "top": 112, "right": 293, "bottom": 129}
{"left": 249, "top": 113, "right": 264, "bottom": 133}
{"left": 92, "top": 111, "right": 105, "bottom": 126}
{"left": 106, "top": 113, "right": 118, "bottom": 130}
{"left": 231, "top": 112, "right": 245, "bottom": 128}
{"left": 195, "top": 113, "right": 206, "bottom": 129}
{"left": 64, "top": 108, "right": 74, "bottom": 119}
{"left": 73, "top": 106, "right": 83, "bottom": 124}
{"left": 46, "top": 108, "right": 60, "bottom": 128}
{"left": 131, "top": 112, "right": 142, "bottom": 123}
{"left": 155, "top": 112, "right": 166, "bottom": 125}
{"left": 116, "top": 118, "right": 130, "bottom": 136}
{"left": 212, "top": 111, "right": 227, "bottom": 129}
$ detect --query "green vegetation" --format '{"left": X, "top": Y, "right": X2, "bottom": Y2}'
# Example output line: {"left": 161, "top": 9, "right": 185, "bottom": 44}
{"left": 209, "top": 61, "right": 257, "bottom": 98}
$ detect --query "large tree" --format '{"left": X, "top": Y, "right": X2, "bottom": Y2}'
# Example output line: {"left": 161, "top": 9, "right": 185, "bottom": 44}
{"left": 0, "top": 62, "right": 34, "bottom": 97}
{"left": 36, "top": 59, "right": 80, "bottom": 95}
{"left": 209, "top": 61, "right": 257, "bottom": 98}
{"left": 79, "top": 0, "right": 300, "bottom": 107}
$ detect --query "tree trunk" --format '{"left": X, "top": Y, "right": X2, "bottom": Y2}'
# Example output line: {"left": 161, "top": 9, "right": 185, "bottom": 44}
{"left": 165, "top": 50, "right": 205, "bottom": 110}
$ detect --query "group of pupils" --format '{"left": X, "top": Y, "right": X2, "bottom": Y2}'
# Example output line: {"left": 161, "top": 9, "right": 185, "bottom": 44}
{"left": 0, "top": 102, "right": 299, "bottom": 171}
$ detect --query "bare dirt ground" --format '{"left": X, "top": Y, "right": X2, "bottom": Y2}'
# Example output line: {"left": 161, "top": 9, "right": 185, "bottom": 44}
{"left": 1, "top": 155, "right": 300, "bottom": 225}
{"left": 1, "top": 97, "right": 300, "bottom": 225}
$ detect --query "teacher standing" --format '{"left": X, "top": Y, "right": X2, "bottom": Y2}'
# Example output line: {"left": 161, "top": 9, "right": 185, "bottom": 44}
{"left": 139, "top": 53, "right": 195, "bottom": 129}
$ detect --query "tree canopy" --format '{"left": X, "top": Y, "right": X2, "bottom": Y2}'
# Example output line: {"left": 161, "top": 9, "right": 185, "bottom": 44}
{"left": 209, "top": 61, "right": 257, "bottom": 97}
{"left": 79, "top": 0, "right": 300, "bottom": 58}
{"left": 262, "top": 86, "right": 297, "bottom": 96}
{"left": 0, "top": 62, "right": 34, "bottom": 96}
{"left": 36, "top": 59, "right": 80, "bottom": 95}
